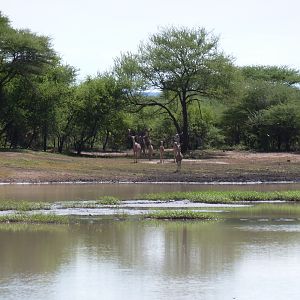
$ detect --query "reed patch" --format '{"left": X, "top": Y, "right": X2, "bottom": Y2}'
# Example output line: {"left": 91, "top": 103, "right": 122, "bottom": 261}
{"left": 138, "top": 190, "right": 300, "bottom": 203}
{"left": 146, "top": 210, "right": 218, "bottom": 220}
{"left": 0, "top": 213, "right": 70, "bottom": 224}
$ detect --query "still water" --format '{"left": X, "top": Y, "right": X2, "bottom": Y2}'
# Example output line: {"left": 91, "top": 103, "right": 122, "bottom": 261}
{"left": 0, "top": 182, "right": 300, "bottom": 201}
{"left": 1, "top": 183, "right": 300, "bottom": 299}
{"left": 1, "top": 220, "right": 300, "bottom": 300}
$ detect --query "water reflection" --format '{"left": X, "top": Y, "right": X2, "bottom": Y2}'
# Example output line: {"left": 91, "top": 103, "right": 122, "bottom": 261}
{"left": 1, "top": 221, "right": 300, "bottom": 299}
{"left": 0, "top": 182, "right": 300, "bottom": 202}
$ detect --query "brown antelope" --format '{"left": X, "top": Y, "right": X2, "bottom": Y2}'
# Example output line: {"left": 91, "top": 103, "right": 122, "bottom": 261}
{"left": 173, "top": 134, "right": 181, "bottom": 162}
{"left": 143, "top": 128, "right": 152, "bottom": 154}
{"left": 138, "top": 135, "right": 146, "bottom": 157}
{"left": 159, "top": 141, "right": 165, "bottom": 163}
{"left": 128, "top": 129, "right": 141, "bottom": 163}
{"left": 174, "top": 142, "right": 183, "bottom": 172}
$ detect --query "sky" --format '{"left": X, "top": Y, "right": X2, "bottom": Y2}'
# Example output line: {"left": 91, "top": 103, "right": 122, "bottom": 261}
{"left": 1, "top": 0, "right": 300, "bottom": 80}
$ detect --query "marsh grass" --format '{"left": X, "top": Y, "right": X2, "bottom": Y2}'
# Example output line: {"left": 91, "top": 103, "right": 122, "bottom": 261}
{"left": 97, "top": 196, "right": 120, "bottom": 205}
{"left": 0, "top": 200, "right": 51, "bottom": 211}
{"left": 138, "top": 191, "right": 300, "bottom": 204}
{"left": 226, "top": 204, "right": 300, "bottom": 217}
{"left": 0, "top": 213, "right": 70, "bottom": 224}
{"left": 0, "top": 223, "right": 68, "bottom": 232}
{"left": 0, "top": 196, "right": 121, "bottom": 212}
{"left": 146, "top": 210, "right": 218, "bottom": 220}
{"left": 59, "top": 201, "right": 98, "bottom": 209}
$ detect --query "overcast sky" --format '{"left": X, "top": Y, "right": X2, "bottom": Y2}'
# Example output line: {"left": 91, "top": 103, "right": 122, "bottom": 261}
{"left": 1, "top": 0, "right": 299, "bottom": 80}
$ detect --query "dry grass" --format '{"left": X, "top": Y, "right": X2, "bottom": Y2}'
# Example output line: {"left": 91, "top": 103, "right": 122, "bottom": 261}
{"left": 0, "top": 149, "right": 300, "bottom": 183}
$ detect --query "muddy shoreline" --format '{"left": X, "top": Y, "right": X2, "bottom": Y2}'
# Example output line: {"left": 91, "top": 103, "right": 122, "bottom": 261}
{"left": 1, "top": 175, "right": 300, "bottom": 185}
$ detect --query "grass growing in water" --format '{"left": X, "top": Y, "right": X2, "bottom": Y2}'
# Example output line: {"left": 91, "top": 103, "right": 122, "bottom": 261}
{"left": 0, "top": 196, "right": 121, "bottom": 212}
{"left": 97, "top": 196, "right": 120, "bottom": 205}
{"left": 146, "top": 210, "right": 217, "bottom": 220}
{"left": 138, "top": 191, "right": 300, "bottom": 204}
{"left": 60, "top": 201, "right": 98, "bottom": 209}
{"left": 226, "top": 203, "right": 300, "bottom": 218}
{"left": 0, "top": 213, "right": 70, "bottom": 224}
{"left": 0, "top": 200, "right": 50, "bottom": 211}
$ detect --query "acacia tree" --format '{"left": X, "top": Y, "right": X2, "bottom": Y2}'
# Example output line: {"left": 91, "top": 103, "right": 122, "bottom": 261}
{"left": 221, "top": 65, "right": 300, "bottom": 149}
{"left": 240, "top": 65, "right": 300, "bottom": 87}
{"left": 0, "top": 12, "right": 57, "bottom": 147}
{"left": 36, "top": 63, "right": 77, "bottom": 151}
{"left": 72, "top": 74, "right": 124, "bottom": 154}
{"left": 115, "top": 26, "right": 236, "bottom": 152}
{"left": 0, "top": 12, "right": 55, "bottom": 89}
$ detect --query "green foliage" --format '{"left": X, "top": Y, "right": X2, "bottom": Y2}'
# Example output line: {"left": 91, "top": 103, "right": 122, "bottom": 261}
{"left": 189, "top": 100, "right": 226, "bottom": 149}
{"left": 0, "top": 63, "right": 77, "bottom": 149}
{"left": 246, "top": 103, "right": 300, "bottom": 151}
{"left": 72, "top": 74, "right": 124, "bottom": 154}
{"left": 227, "top": 204, "right": 300, "bottom": 218}
{"left": 1, "top": 12, "right": 299, "bottom": 153}
{"left": 97, "top": 196, "right": 120, "bottom": 205}
{"left": 241, "top": 65, "right": 300, "bottom": 86}
{"left": 0, "top": 200, "right": 50, "bottom": 211}
{"left": 221, "top": 77, "right": 300, "bottom": 150}
{"left": 0, "top": 12, "right": 75, "bottom": 150}
{"left": 0, "top": 12, "right": 56, "bottom": 88}
{"left": 138, "top": 190, "right": 300, "bottom": 203}
{"left": 115, "top": 26, "right": 237, "bottom": 152}
{"left": 0, "top": 213, "right": 69, "bottom": 224}
{"left": 146, "top": 210, "right": 217, "bottom": 220}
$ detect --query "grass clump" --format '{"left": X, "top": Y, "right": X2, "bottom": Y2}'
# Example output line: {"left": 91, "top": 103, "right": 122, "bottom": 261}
{"left": 227, "top": 203, "right": 300, "bottom": 218}
{"left": 60, "top": 201, "right": 98, "bottom": 209}
{"left": 0, "top": 213, "right": 69, "bottom": 224}
{"left": 0, "top": 200, "right": 50, "bottom": 211}
{"left": 97, "top": 196, "right": 120, "bottom": 205}
{"left": 146, "top": 210, "right": 217, "bottom": 220}
{"left": 139, "top": 191, "right": 233, "bottom": 203}
{"left": 139, "top": 190, "right": 300, "bottom": 204}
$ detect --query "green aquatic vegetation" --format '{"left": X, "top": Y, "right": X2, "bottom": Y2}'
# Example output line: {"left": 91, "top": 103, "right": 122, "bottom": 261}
{"left": 97, "top": 196, "right": 120, "bottom": 205}
{"left": 0, "top": 223, "right": 68, "bottom": 232}
{"left": 138, "top": 190, "right": 300, "bottom": 204}
{"left": 0, "top": 213, "right": 70, "bottom": 224}
{"left": 226, "top": 204, "right": 300, "bottom": 217}
{"left": 146, "top": 210, "right": 218, "bottom": 220}
{"left": 139, "top": 191, "right": 234, "bottom": 203}
{"left": 59, "top": 201, "right": 98, "bottom": 209}
{"left": 0, "top": 200, "right": 51, "bottom": 211}
{"left": 225, "top": 191, "right": 300, "bottom": 202}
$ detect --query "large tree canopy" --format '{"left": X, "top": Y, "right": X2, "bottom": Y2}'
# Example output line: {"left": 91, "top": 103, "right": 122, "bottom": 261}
{"left": 115, "top": 26, "right": 237, "bottom": 152}
{"left": 71, "top": 74, "right": 124, "bottom": 154}
{"left": 240, "top": 65, "right": 300, "bottom": 87}
{"left": 0, "top": 12, "right": 62, "bottom": 149}
{"left": 0, "top": 12, "right": 56, "bottom": 89}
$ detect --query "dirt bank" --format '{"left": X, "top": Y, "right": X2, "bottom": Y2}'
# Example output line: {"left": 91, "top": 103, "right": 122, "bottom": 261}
{"left": 0, "top": 150, "right": 299, "bottom": 183}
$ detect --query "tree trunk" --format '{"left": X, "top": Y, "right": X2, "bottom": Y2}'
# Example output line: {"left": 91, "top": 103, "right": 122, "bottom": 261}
{"left": 277, "top": 136, "right": 281, "bottom": 151}
{"left": 181, "top": 93, "right": 189, "bottom": 153}
{"left": 76, "top": 141, "right": 84, "bottom": 155}
{"left": 103, "top": 130, "right": 110, "bottom": 151}
{"left": 43, "top": 125, "right": 48, "bottom": 152}
{"left": 43, "top": 134, "right": 47, "bottom": 152}
{"left": 58, "top": 136, "right": 65, "bottom": 153}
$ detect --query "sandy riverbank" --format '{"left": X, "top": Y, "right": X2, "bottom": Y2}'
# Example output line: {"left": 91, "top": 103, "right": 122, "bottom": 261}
{"left": 0, "top": 150, "right": 300, "bottom": 184}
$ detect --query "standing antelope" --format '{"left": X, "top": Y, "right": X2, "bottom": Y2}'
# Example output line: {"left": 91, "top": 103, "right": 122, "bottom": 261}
{"left": 143, "top": 128, "right": 152, "bottom": 154}
{"left": 128, "top": 129, "right": 141, "bottom": 163}
{"left": 173, "top": 133, "right": 181, "bottom": 163}
{"left": 174, "top": 142, "right": 183, "bottom": 172}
